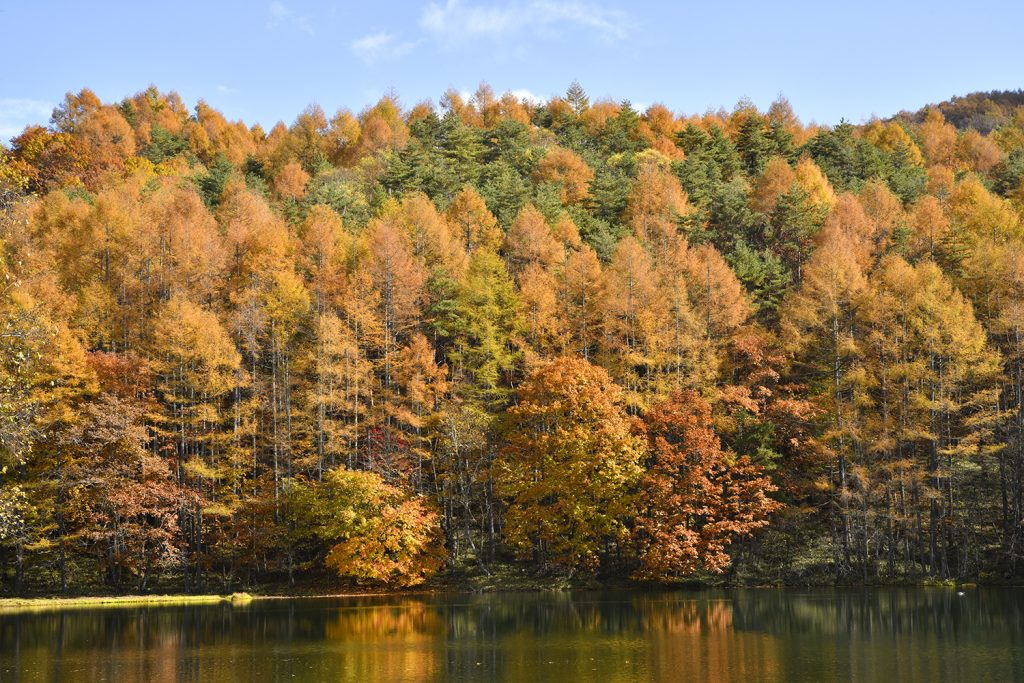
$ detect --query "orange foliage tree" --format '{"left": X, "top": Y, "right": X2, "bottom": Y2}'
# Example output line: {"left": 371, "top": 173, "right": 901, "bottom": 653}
{"left": 533, "top": 146, "right": 595, "bottom": 205}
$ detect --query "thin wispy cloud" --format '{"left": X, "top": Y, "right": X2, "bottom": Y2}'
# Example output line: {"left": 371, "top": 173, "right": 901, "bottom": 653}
{"left": 351, "top": 32, "right": 421, "bottom": 65}
{"left": 267, "top": 2, "right": 314, "bottom": 36}
{"left": 347, "top": 1, "right": 632, "bottom": 65}
{"left": 420, "top": 0, "right": 632, "bottom": 44}
{"left": 0, "top": 98, "right": 52, "bottom": 142}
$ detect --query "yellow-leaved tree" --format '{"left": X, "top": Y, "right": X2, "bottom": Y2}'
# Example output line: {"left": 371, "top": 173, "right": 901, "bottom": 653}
{"left": 303, "top": 467, "right": 444, "bottom": 587}
{"left": 495, "top": 357, "right": 643, "bottom": 575}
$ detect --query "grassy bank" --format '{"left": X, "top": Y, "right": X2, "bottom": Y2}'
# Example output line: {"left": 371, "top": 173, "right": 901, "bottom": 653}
{"left": 0, "top": 592, "right": 255, "bottom": 613}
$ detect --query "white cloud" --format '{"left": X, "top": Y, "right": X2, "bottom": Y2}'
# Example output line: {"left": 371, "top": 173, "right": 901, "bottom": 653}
{"left": 267, "top": 2, "right": 314, "bottom": 36}
{"left": 0, "top": 98, "right": 52, "bottom": 142}
{"left": 351, "top": 32, "right": 421, "bottom": 65}
{"left": 508, "top": 88, "right": 544, "bottom": 105}
{"left": 420, "top": 0, "right": 632, "bottom": 44}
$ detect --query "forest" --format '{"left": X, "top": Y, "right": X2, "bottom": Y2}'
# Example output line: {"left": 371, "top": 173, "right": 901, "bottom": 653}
{"left": 2, "top": 84, "right": 1024, "bottom": 594}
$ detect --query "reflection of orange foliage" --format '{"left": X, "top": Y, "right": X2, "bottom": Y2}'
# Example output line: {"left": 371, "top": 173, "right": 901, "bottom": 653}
{"left": 324, "top": 600, "right": 441, "bottom": 640}
{"left": 638, "top": 596, "right": 734, "bottom": 633}
{"left": 637, "top": 597, "right": 780, "bottom": 682}
{"left": 323, "top": 601, "right": 442, "bottom": 682}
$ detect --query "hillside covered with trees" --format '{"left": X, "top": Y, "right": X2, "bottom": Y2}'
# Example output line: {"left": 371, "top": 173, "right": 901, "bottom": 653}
{"left": 2, "top": 83, "right": 1024, "bottom": 594}
{"left": 894, "top": 89, "right": 1024, "bottom": 133}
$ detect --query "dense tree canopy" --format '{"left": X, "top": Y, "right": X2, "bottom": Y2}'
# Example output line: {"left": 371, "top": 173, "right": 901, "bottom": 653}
{"left": 2, "top": 83, "right": 1024, "bottom": 592}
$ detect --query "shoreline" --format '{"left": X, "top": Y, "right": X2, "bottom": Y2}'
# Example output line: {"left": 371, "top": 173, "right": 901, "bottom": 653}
{"left": 0, "top": 593, "right": 255, "bottom": 613}
{"left": 2, "top": 580, "right": 1010, "bottom": 614}
{"left": 0, "top": 589, "right": 456, "bottom": 613}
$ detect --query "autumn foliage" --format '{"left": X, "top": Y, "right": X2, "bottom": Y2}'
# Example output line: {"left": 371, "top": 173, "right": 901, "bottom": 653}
{"left": 3, "top": 83, "right": 1024, "bottom": 592}
{"left": 307, "top": 468, "right": 445, "bottom": 587}
{"left": 633, "top": 391, "right": 781, "bottom": 580}
{"left": 496, "top": 357, "right": 642, "bottom": 574}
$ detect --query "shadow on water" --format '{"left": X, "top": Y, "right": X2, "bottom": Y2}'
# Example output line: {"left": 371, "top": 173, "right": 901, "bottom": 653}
{"left": 1, "top": 588, "right": 1021, "bottom": 682}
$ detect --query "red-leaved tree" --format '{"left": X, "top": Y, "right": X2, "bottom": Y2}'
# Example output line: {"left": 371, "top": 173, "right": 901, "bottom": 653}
{"left": 633, "top": 390, "right": 781, "bottom": 580}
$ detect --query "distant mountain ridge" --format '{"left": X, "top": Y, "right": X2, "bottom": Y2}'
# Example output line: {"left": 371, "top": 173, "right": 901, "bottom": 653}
{"left": 892, "top": 89, "right": 1024, "bottom": 133}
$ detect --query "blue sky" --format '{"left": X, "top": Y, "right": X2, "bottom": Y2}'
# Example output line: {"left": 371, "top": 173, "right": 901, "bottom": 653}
{"left": 2, "top": 0, "right": 1023, "bottom": 142}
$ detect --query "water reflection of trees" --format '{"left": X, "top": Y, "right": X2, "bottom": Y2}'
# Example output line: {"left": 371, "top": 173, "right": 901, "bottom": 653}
{"left": 725, "top": 589, "right": 1024, "bottom": 682}
{"left": 1, "top": 590, "right": 1022, "bottom": 682}
{"left": 632, "top": 594, "right": 779, "bottom": 682}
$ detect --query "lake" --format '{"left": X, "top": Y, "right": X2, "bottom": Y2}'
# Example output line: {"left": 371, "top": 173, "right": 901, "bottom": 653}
{"left": 1, "top": 589, "right": 1021, "bottom": 682}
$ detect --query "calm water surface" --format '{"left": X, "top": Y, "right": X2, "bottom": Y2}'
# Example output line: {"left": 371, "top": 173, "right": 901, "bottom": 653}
{"left": 1, "top": 589, "right": 1022, "bottom": 682}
